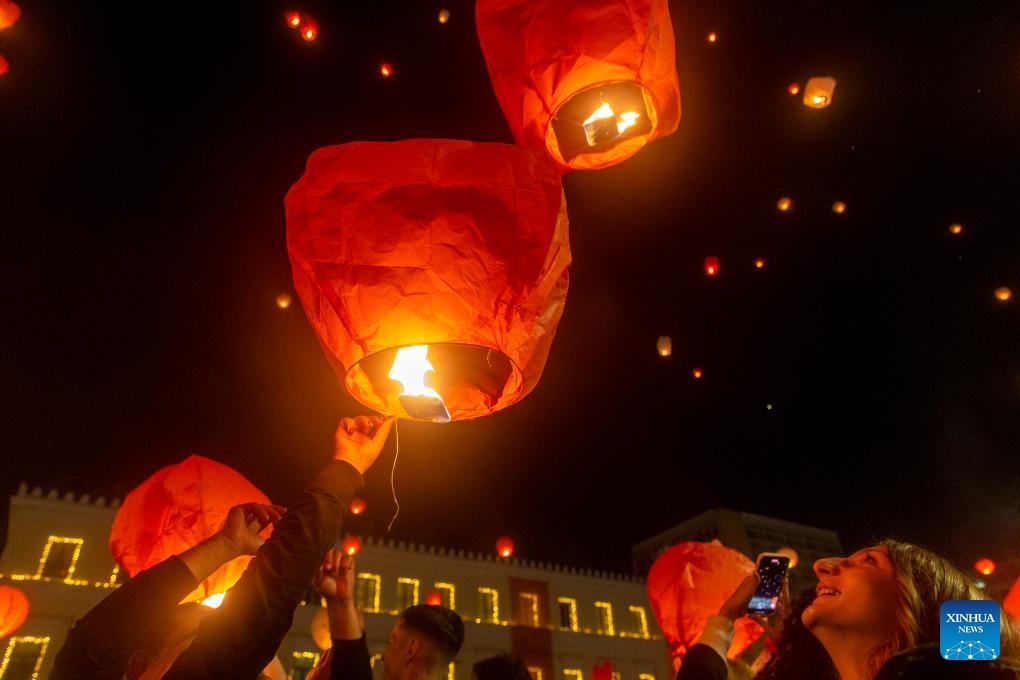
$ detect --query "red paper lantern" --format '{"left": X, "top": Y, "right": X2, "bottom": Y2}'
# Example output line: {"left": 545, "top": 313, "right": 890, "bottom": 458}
{"left": 286, "top": 139, "right": 571, "bottom": 422}
{"left": 0, "top": 585, "right": 29, "bottom": 638}
{"left": 1004, "top": 575, "right": 1020, "bottom": 620}
{"left": 349, "top": 497, "right": 366, "bottom": 515}
{"left": 974, "top": 557, "right": 996, "bottom": 576}
{"left": 109, "top": 454, "right": 273, "bottom": 604}
{"left": 284, "top": 11, "right": 302, "bottom": 28}
{"left": 495, "top": 536, "right": 515, "bottom": 558}
{"left": 704, "top": 256, "right": 719, "bottom": 277}
{"left": 691, "top": 367, "right": 702, "bottom": 379}
{"left": 476, "top": 0, "right": 680, "bottom": 172}
{"left": 0, "top": 54, "right": 8, "bottom": 77}
{"left": 341, "top": 535, "right": 362, "bottom": 556}
{"left": 592, "top": 661, "right": 613, "bottom": 680}
{"left": 425, "top": 590, "right": 443, "bottom": 606}
{"left": 647, "top": 540, "right": 763, "bottom": 663}
{"left": 298, "top": 15, "right": 319, "bottom": 42}
{"left": 0, "top": 0, "right": 21, "bottom": 30}
{"left": 379, "top": 62, "right": 393, "bottom": 77}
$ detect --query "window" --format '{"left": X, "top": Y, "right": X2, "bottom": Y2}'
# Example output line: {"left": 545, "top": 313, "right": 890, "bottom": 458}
{"left": 638, "top": 674, "right": 656, "bottom": 680}
{"left": 563, "top": 669, "right": 583, "bottom": 680}
{"left": 0, "top": 636, "right": 50, "bottom": 680}
{"left": 397, "top": 577, "right": 420, "bottom": 610}
{"left": 289, "top": 651, "right": 321, "bottom": 680}
{"left": 519, "top": 592, "right": 539, "bottom": 627}
{"left": 36, "top": 537, "right": 83, "bottom": 580}
{"left": 594, "top": 601, "right": 615, "bottom": 635}
{"left": 356, "top": 573, "right": 381, "bottom": 611}
{"left": 557, "top": 597, "right": 578, "bottom": 631}
{"left": 478, "top": 587, "right": 499, "bottom": 623}
{"left": 434, "top": 582, "right": 456, "bottom": 610}
{"left": 628, "top": 605, "right": 650, "bottom": 638}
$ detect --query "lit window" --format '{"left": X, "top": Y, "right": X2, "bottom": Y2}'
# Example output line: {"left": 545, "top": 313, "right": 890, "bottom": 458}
{"left": 0, "top": 636, "right": 50, "bottom": 680}
{"left": 528, "top": 668, "right": 543, "bottom": 680}
{"left": 448, "top": 661, "right": 456, "bottom": 680}
{"left": 435, "top": 582, "right": 456, "bottom": 610}
{"left": 611, "top": 673, "right": 621, "bottom": 680}
{"left": 397, "top": 577, "right": 420, "bottom": 610}
{"left": 370, "top": 654, "right": 383, "bottom": 669}
{"left": 595, "top": 601, "right": 615, "bottom": 636}
{"left": 564, "top": 669, "right": 583, "bottom": 680}
{"left": 628, "top": 605, "right": 650, "bottom": 638}
{"left": 519, "top": 592, "right": 539, "bottom": 627}
{"left": 639, "top": 674, "right": 656, "bottom": 680}
{"left": 289, "top": 651, "right": 321, "bottom": 680}
{"left": 478, "top": 587, "right": 499, "bottom": 623}
{"left": 557, "top": 597, "right": 578, "bottom": 631}
{"left": 37, "top": 537, "right": 83, "bottom": 580}
{"left": 356, "top": 573, "right": 381, "bottom": 611}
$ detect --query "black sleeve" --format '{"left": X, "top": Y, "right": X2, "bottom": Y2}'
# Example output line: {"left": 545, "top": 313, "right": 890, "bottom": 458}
{"left": 674, "top": 644, "right": 729, "bottom": 680}
{"left": 164, "top": 459, "right": 364, "bottom": 680}
{"left": 330, "top": 633, "right": 373, "bottom": 680}
{"left": 49, "top": 556, "right": 199, "bottom": 680}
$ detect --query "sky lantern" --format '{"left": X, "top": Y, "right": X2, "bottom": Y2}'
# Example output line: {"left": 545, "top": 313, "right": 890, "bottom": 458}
{"left": 349, "top": 497, "right": 366, "bottom": 515}
{"left": 285, "top": 139, "right": 571, "bottom": 423}
{"left": 704, "top": 256, "right": 719, "bottom": 277}
{"left": 109, "top": 455, "right": 274, "bottom": 605}
{"left": 974, "top": 558, "right": 996, "bottom": 576}
{"left": 657, "top": 335, "right": 672, "bottom": 357}
{"left": 438, "top": 9, "right": 450, "bottom": 24}
{"left": 787, "top": 82, "right": 800, "bottom": 95}
{"left": 0, "top": 0, "right": 20, "bottom": 30}
{"left": 776, "top": 197, "right": 792, "bottom": 212}
{"left": 0, "top": 53, "right": 8, "bottom": 77}
{"left": 0, "top": 585, "right": 29, "bottom": 639}
{"left": 496, "top": 536, "right": 515, "bottom": 558}
{"left": 706, "top": 32, "right": 717, "bottom": 44}
{"left": 275, "top": 293, "right": 293, "bottom": 309}
{"left": 949, "top": 222, "right": 963, "bottom": 235}
{"left": 284, "top": 10, "right": 302, "bottom": 29}
{"left": 379, "top": 62, "right": 393, "bottom": 77}
{"left": 775, "top": 546, "right": 798, "bottom": 569}
{"left": 831, "top": 201, "right": 846, "bottom": 214}
{"left": 476, "top": 0, "right": 681, "bottom": 172}
{"left": 592, "top": 661, "right": 614, "bottom": 680}
{"left": 298, "top": 15, "right": 319, "bottom": 42}
{"left": 754, "top": 257, "right": 766, "bottom": 269}
{"left": 1005, "top": 575, "right": 1020, "bottom": 620}
{"left": 802, "top": 76, "right": 836, "bottom": 108}
{"left": 341, "top": 535, "right": 362, "bottom": 556}
{"left": 994, "top": 286, "right": 1012, "bottom": 302}
{"left": 691, "top": 367, "right": 703, "bottom": 379}
{"left": 647, "top": 540, "right": 763, "bottom": 665}
{"left": 425, "top": 590, "right": 443, "bottom": 606}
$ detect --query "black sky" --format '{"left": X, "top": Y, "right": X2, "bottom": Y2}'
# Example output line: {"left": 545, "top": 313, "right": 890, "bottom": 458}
{"left": 1, "top": 0, "right": 1018, "bottom": 576}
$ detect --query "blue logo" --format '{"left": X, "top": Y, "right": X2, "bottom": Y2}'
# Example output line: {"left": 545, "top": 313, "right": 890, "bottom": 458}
{"left": 940, "top": 600, "right": 1001, "bottom": 660}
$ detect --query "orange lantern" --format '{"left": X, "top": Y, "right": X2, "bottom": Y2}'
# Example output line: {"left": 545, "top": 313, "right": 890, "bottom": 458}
{"left": 949, "top": 222, "right": 963, "bottom": 235}
{"left": 275, "top": 293, "right": 293, "bottom": 309}
{"left": 705, "top": 32, "right": 717, "bottom": 44}
{"left": 776, "top": 197, "right": 792, "bottom": 212}
{"left": 298, "top": 15, "right": 318, "bottom": 42}
{"left": 656, "top": 335, "right": 672, "bottom": 357}
{"left": 974, "top": 558, "right": 996, "bottom": 576}
{"left": 787, "top": 82, "right": 800, "bottom": 96}
{"left": 341, "top": 535, "right": 362, "bottom": 556}
{"left": 802, "top": 76, "right": 836, "bottom": 108}
{"left": 691, "top": 367, "right": 702, "bottom": 379}
{"left": 994, "top": 286, "right": 1012, "bottom": 302}
{"left": 425, "top": 590, "right": 443, "bottom": 606}
{"left": 379, "top": 62, "right": 393, "bottom": 77}
{"left": 109, "top": 455, "right": 274, "bottom": 604}
{"left": 704, "top": 256, "right": 719, "bottom": 277}
{"left": 284, "top": 11, "right": 302, "bottom": 29}
{"left": 286, "top": 139, "right": 571, "bottom": 422}
{"left": 476, "top": 0, "right": 681, "bottom": 172}
{"left": 495, "top": 536, "right": 515, "bottom": 558}
{"left": 0, "top": 585, "right": 29, "bottom": 638}
{"left": 0, "top": 54, "right": 8, "bottom": 77}
{"left": 775, "top": 546, "right": 799, "bottom": 569}
{"left": 593, "top": 661, "right": 614, "bottom": 680}
{"left": 647, "top": 540, "right": 763, "bottom": 664}
{"left": 1005, "top": 575, "right": 1020, "bottom": 620}
{"left": 437, "top": 9, "right": 450, "bottom": 24}
{"left": 754, "top": 257, "right": 766, "bottom": 269}
{"left": 349, "top": 497, "right": 366, "bottom": 515}
{"left": 831, "top": 201, "right": 846, "bottom": 214}
{"left": 0, "top": 0, "right": 21, "bottom": 30}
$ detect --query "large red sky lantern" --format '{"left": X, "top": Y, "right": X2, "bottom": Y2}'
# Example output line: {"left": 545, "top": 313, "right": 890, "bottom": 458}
{"left": 286, "top": 138, "right": 571, "bottom": 423}
{"left": 476, "top": 0, "right": 681, "bottom": 172}
{"left": 109, "top": 454, "right": 273, "bottom": 604}
{"left": 0, "top": 0, "right": 21, "bottom": 30}
{"left": 647, "top": 540, "right": 763, "bottom": 665}
{"left": 495, "top": 536, "right": 515, "bottom": 558}
{"left": 0, "top": 585, "right": 29, "bottom": 639}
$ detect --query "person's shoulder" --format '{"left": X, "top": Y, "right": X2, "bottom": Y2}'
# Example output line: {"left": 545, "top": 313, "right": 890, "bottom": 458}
{"left": 875, "top": 643, "right": 1020, "bottom": 679}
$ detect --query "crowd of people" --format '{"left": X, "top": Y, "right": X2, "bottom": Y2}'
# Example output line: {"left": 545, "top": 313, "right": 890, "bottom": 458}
{"left": 45, "top": 413, "right": 1020, "bottom": 680}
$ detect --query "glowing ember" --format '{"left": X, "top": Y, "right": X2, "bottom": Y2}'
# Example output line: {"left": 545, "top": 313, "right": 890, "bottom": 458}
{"left": 388, "top": 345, "right": 450, "bottom": 422}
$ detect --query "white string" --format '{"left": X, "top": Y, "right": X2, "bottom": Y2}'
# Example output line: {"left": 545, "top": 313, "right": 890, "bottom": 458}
{"left": 386, "top": 419, "right": 400, "bottom": 532}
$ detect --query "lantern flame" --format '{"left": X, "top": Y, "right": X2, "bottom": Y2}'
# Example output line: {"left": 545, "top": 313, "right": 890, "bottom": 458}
{"left": 582, "top": 97, "right": 641, "bottom": 147}
{"left": 388, "top": 345, "right": 451, "bottom": 422}
{"left": 201, "top": 592, "right": 226, "bottom": 609}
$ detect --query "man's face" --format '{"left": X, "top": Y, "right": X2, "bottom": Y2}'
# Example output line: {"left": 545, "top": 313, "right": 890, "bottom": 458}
{"left": 381, "top": 619, "right": 412, "bottom": 680}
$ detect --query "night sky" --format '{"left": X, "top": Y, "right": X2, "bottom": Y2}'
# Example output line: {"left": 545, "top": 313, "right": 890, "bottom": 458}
{"left": 2, "top": 0, "right": 1018, "bottom": 577}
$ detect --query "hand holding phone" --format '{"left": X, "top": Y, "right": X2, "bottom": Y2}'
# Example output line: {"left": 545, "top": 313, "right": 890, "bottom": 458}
{"left": 746, "top": 552, "right": 791, "bottom": 616}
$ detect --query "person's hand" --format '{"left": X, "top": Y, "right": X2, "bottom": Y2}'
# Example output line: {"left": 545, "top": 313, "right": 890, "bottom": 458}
{"left": 718, "top": 572, "right": 759, "bottom": 622}
{"left": 218, "top": 502, "right": 286, "bottom": 557}
{"left": 334, "top": 414, "right": 396, "bottom": 474}
{"left": 314, "top": 548, "right": 355, "bottom": 603}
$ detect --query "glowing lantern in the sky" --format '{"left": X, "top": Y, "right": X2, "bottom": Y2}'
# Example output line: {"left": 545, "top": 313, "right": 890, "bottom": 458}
{"left": 776, "top": 547, "right": 799, "bottom": 569}
{"left": 776, "top": 197, "right": 792, "bottom": 212}
{"left": 0, "top": 585, "right": 29, "bottom": 638}
{"left": 496, "top": 536, "right": 515, "bottom": 558}
{"left": 787, "top": 82, "right": 800, "bottom": 95}
{"left": 299, "top": 15, "right": 319, "bottom": 41}
{"left": 647, "top": 540, "right": 762, "bottom": 664}
{"left": 476, "top": 0, "right": 681, "bottom": 172}
{"left": 438, "top": 9, "right": 450, "bottom": 24}
{"left": 831, "top": 201, "right": 846, "bottom": 214}
{"left": 349, "top": 497, "right": 366, "bottom": 515}
{"left": 0, "top": 0, "right": 21, "bottom": 30}
{"left": 379, "top": 62, "right": 393, "bottom": 77}
{"left": 341, "top": 535, "right": 362, "bottom": 556}
{"left": 286, "top": 139, "right": 571, "bottom": 422}
{"left": 974, "top": 558, "right": 996, "bottom": 576}
{"left": 802, "top": 76, "right": 836, "bottom": 109}
{"left": 593, "top": 661, "right": 614, "bottom": 680}
{"left": 284, "top": 11, "right": 302, "bottom": 28}
{"left": 425, "top": 590, "right": 443, "bottom": 606}
{"left": 691, "top": 367, "right": 703, "bottom": 379}
{"left": 109, "top": 455, "right": 274, "bottom": 604}
{"left": 704, "top": 256, "right": 719, "bottom": 277}
{"left": 0, "top": 53, "right": 8, "bottom": 77}
{"left": 275, "top": 293, "right": 293, "bottom": 309}
{"left": 949, "top": 222, "right": 963, "bottom": 235}
{"left": 1005, "top": 575, "right": 1020, "bottom": 620}
{"left": 754, "top": 257, "right": 766, "bottom": 269}
{"left": 657, "top": 335, "right": 672, "bottom": 357}
{"left": 994, "top": 286, "right": 1012, "bottom": 301}
{"left": 706, "top": 32, "right": 717, "bottom": 44}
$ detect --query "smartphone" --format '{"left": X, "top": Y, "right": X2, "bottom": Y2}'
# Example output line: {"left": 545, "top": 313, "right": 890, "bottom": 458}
{"left": 746, "top": 552, "right": 791, "bottom": 616}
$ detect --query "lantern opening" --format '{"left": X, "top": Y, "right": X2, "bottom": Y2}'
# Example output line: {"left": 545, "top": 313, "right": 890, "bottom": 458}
{"left": 387, "top": 345, "right": 451, "bottom": 423}
{"left": 348, "top": 343, "right": 517, "bottom": 422}
{"left": 550, "top": 82, "right": 654, "bottom": 166}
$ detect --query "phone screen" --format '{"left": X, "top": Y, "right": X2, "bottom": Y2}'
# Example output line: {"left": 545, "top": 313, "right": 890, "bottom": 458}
{"left": 746, "top": 554, "right": 791, "bottom": 615}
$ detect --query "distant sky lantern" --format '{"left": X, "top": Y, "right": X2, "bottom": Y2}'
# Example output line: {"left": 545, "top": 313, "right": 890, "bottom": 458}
{"left": 425, "top": 590, "right": 443, "bottom": 606}
{"left": 657, "top": 335, "right": 672, "bottom": 357}
{"left": 109, "top": 455, "right": 274, "bottom": 605}
{"left": 831, "top": 201, "right": 846, "bottom": 214}
{"left": 802, "top": 76, "right": 836, "bottom": 108}
{"left": 949, "top": 222, "right": 963, "bottom": 234}
{"left": 341, "top": 535, "right": 362, "bottom": 556}
{"left": 275, "top": 293, "right": 293, "bottom": 309}
{"left": 286, "top": 139, "right": 571, "bottom": 422}
{"left": 284, "top": 10, "right": 302, "bottom": 28}
{"left": 994, "top": 286, "right": 1012, "bottom": 301}
{"left": 704, "top": 256, "right": 719, "bottom": 277}
{"left": 438, "top": 8, "right": 450, "bottom": 24}
{"left": 692, "top": 367, "right": 703, "bottom": 379}
{"left": 974, "top": 558, "right": 996, "bottom": 576}
{"left": 0, "top": 585, "right": 29, "bottom": 638}
{"left": 476, "top": 0, "right": 681, "bottom": 172}
{"left": 349, "top": 497, "right": 366, "bottom": 515}
{"left": 298, "top": 15, "right": 319, "bottom": 41}
{"left": 706, "top": 32, "right": 717, "bottom": 43}
{"left": 787, "top": 82, "right": 800, "bottom": 95}
{"left": 754, "top": 257, "right": 766, "bottom": 269}
{"left": 776, "top": 197, "right": 792, "bottom": 211}
{"left": 776, "top": 547, "right": 799, "bottom": 569}
{"left": 496, "top": 536, "right": 515, "bottom": 558}
{"left": 0, "top": 0, "right": 21, "bottom": 30}
{"left": 379, "top": 62, "right": 393, "bottom": 77}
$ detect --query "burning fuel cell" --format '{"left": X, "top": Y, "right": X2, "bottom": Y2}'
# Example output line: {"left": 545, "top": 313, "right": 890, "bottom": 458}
{"left": 388, "top": 345, "right": 451, "bottom": 423}
{"left": 583, "top": 97, "right": 641, "bottom": 146}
